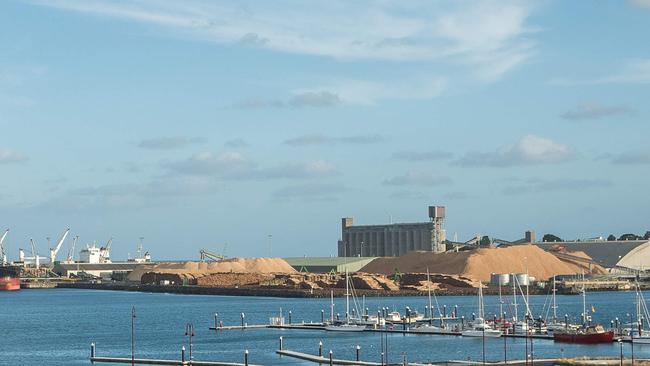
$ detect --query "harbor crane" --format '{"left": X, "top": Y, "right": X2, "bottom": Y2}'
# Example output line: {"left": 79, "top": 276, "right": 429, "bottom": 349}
{"left": 0, "top": 229, "right": 8, "bottom": 265}
{"left": 49, "top": 228, "right": 70, "bottom": 265}
{"left": 65, "top": 235, "right": 79, "bottom": 263}
{"left": 99, "top": 237, "right": 113, "bottom": 263}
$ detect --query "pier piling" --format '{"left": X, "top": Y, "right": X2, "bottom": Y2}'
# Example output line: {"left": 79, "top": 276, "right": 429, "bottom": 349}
{"left": 91, "top": 342, "right": 96, "bottom": 363}
{"left": 356, "top": 345, "right": 360, "bottom": 361}
{"left": 329, "top": 350, "right": 333, "bottom": 366}
{"left": 319, "top": 341, "right": 323, "bottom": 357}
{"left": 279, "top": 336, "right": 283, "bottom": 351}
{"left": 244, "top": 349, "right": 249, "bottom": 366}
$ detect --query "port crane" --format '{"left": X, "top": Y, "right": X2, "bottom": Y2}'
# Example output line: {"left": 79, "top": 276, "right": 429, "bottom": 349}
{"left": 49, "top": 228, "right": 70, "bottom": 265}
{"left": 99, "top": 237, "right": 113, "bottom": 263}
{"left": 0, "top": 229, "right": 9, "bottom": 265}
{"left": 65, "top": 235, "right": 79, "bottom": 263}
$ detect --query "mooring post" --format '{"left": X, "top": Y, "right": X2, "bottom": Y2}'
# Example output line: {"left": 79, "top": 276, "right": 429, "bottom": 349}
{"left": 356, "top": 345, "right": 361, "bottom": 361}
{"left": 454, "top": 305, "right": 458, "bottom": 318}
{"left": 319, "top": 341, "right": 323, "bottom": 357}
{"left": 241, "top": 313, "right": 246, "bottom": 328}
{"left": 90, "top": 342, "right": 96, "bottom": 363}
{"left": 244, "top": 349, "right": 249, "bottom": 366}
{"left": 181, "top": 346, "right": 186, "bottom": 363}
{"left": 289, "top": 310, "right": 292, "bottom": 324}
{"left": 321, "top": 309, "right": 325, "bottom": 323}
{"left": 279, "top": 336, "right": 283, "bottom": 350}
{"left": 461, "top": 316, "right": 465, "bottom": 329}
{"left": 214, "top": 313, "right": 218, "bottom": 330}
{"left": 329, "top": 350, "right": 333, "bottom": 366}
{"left": 443, "top": 305, "right": 447, "bottom": 318}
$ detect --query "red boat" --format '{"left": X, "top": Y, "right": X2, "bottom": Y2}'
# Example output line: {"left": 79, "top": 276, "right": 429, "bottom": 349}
{"left": 553, "top": 325, "right": 614, "bottom": 344}
{"left": 0, "top": 265, "right": 21, "bottom": 291}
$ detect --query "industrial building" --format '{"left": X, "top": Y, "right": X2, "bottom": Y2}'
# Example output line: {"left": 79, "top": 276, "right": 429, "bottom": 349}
{"left": 284, "top": 257, "right": 376, "bottom": 273}
{"left": 53, "top": 262, "right": 148, "bottom": 280}
{"left": 338, "top": 206, "right": 446, "bottom": 257}
{"left": 532, "top": 238, "right": 650, "bottom": 272}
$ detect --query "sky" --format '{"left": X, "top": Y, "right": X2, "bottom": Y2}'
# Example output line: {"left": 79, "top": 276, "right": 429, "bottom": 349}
{"left": 1, "top": 0, "right": 649, "bottom": 261}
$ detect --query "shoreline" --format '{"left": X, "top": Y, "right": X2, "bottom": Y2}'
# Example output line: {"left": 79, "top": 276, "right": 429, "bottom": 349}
{"left": 53, "top": 281, "right": 629, "bottom": 298}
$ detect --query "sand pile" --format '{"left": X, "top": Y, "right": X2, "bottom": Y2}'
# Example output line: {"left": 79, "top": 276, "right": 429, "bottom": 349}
{"left": 360, "top": 245, "right": 605, "bottom": 282}
{"left": 128, "top": 257, "right": 296, "bottom": 281}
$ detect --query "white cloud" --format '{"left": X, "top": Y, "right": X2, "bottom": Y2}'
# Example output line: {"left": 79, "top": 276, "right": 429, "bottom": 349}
{"left": 138, "top": 136, "right": 205, "bottom": 150}
{"left": 383, "top": 172, "right": 452, "bottom": 187}
{"left": 0, "top": 148, "right": 28, "bottom": 164}
{"left": 34, "top": 0, "right": 537, "bottom": 81}
{"left": 551, "top": 59, "right": 650, "bottom": 86}
{"left": 454, "top": 135, "right": 575, "bottom": 167}
{"left": 284, "top": 134, "right": 383, "bottom": 147}
{"left": 164, "top": 151, "right": 336, "bottom": 179}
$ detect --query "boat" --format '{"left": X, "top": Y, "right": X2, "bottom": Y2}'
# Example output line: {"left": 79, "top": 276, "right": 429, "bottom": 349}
{"left": 553, "top": 325, "right": 614, "bottom": 344}
{"left": 553, "top": 272, "right": 613, "bottom": 344}
{"left": 325, "top": 267, "right": 366, "bottom": 332}
{"left": 0, "top": 230, "right": 20, "bottom": 291}
{"left": 0, "top": 265, "right": 21, "bottom": 291}
{"left": 630, "top": 282, "right": 650, "bottom": 344}
{"left": 461, "top": 284, "right": 501, "bottom": 337}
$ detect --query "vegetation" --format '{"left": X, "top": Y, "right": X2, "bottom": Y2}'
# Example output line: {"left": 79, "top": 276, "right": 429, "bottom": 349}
{"left": 543, "top": 234, "right": 563, "bottom": 242}
{"left": 607, "top": 234, "right": 616, "bottom": 241}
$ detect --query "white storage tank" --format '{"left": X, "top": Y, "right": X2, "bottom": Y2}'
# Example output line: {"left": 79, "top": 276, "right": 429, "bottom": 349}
{"left": 514, "top": 273, "right": 530, "bottom": 286}
{"left": 490, "top": 273, "right": 510, "bottom": 286}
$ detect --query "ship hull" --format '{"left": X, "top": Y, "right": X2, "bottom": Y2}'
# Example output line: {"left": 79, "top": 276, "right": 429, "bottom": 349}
{"left": 553, "top": 330, "right": 614, "bottom": 344}
{"left": 0, "top": 277, "right": 20, "bottom": 291}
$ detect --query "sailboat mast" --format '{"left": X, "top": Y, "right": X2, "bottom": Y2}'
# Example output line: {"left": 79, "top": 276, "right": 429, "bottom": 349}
{"left": 552, "top": 276, "right": 557, "bottom": 323}
{"left": 427, "top": 268, "right": 433, "bottom": 318}
{"left": 512, "top": 274, "right": 518, "bottom": 322}
{"left": 581, "top": 271, "right": 587, "bottom": 325}
{"left": 330, "top": 290, "right": 334, "bottom": 322}
{"left": 345, "top": 267, "right": 350, "bottom": 324}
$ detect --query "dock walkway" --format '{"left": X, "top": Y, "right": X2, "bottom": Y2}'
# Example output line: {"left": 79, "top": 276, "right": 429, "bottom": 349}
{"left": 90, "top": 356, "right": 258, "bottom": 366}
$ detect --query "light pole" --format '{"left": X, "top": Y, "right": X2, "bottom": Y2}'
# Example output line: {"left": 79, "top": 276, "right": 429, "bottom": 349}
{"left": 619, "top": 339, "right": 623, "bottom": 366}
{"left": 185, "top": 323, "right": 195, "bottom": 361}
{"left": 131, "top": 307, "right": 136, "bottom": 366}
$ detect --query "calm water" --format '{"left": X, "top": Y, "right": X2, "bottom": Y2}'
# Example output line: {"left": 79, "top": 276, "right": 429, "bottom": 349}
{"left": 2, "top": 288, "right": 650, "bottom": 365}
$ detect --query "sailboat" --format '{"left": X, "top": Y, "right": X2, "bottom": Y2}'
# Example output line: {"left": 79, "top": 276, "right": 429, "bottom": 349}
{"left": 553, "top": 272, "right": 614, "bottom": 344}
{"left": 545, "top": 276, "right": 573, "bottom": 332}
{"left": 325, "top": 268, "right": 365, "bottom": 332}
{"left": 412, "top": 269, "right": 449, "bottom": 333}
{"left": 631, "top": 282, "right": 650, "bottom": 344}
{"left": 461, "top": 284, "right": 501, "bottom": 337}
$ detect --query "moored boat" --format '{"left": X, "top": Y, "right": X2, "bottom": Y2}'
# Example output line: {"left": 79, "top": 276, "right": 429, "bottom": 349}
{"left": 0, "top": 265, "right": 21, "bottom": 291}
{"left": 553, "top": 325, "right": 614, "bottom": 344}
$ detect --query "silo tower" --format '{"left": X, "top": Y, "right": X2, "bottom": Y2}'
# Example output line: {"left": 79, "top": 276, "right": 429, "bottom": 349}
{"left": 428, "top": 206, "right": 446, "bottom": 253}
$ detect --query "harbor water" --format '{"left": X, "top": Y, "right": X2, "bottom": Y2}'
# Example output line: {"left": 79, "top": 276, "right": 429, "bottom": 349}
{"left": 2, "top": 288, "right": 650, "bottom": 365}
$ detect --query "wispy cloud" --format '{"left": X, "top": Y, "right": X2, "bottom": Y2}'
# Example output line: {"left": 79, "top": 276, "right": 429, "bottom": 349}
{"left": 224, "top": 138, "right": 248, "bottom": 148}
{"left": 273, "top": 183, "right": 343, "bottom": 202}
{"left": 551, "top": 59, "right": 650, "bottom": 86}
{"left": 164, "top": 151, "right": 337, "bottom": 180}
{"left": 609, "top": 151, "right": 650, "bottom": 165}
{"left": 383, "top": 172, "right": 452, "bottom": 187}
{"left": 560, "top": 103, "right": 634, "bottom": 120}
{"left": 502, "top": 178, "right": 612, "bottom": 195}
{"left": 0, "top": 148, "right": 28, "bottom": 164}
{"left": 138, "top": 136, "right": 205, "bottom": 150}
{"left": 230, "top": 91, "right": 341, "bottom": 109}
{"left": 453, "top": 135, "right": 575, "bottom": 167}
{"left": 34, "top": 1, "right": 537, "bottom": 82}
{"left": 392, "top": 150, "right": 453, "bottom": 161}
{"left": 284, "top": 134, "right": 383, "bottom": 147}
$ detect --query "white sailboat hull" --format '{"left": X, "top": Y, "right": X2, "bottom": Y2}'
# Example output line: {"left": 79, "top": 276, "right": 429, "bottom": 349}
{"left": 461, "top": 329, "right": 502, "bottom": 337}
{"left": 325, "top": 324, "right": 366, "bottom": 332}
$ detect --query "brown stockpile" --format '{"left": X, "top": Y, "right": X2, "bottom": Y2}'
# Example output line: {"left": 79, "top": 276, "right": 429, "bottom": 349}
{"left": 196, "top": 273, "right": 275, "bottom": 287}
{"left": 127, "top": 257, "right": 296, "bottom": 282}
{"left": 360, "top": 245, "right": 605, "bottom": 282}
{"left": 399, "top": 273, "right": 476, "bottom": 291}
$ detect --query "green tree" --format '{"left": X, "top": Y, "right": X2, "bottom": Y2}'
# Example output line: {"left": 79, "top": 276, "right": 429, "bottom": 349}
{"left": 607, "top": 234, "right": 616, "bottom": 241}
{"left": 644, "top": 231, "right": 650, "bottom": 240}
{"left": 618, "top": 233, "right": 640, "bottom": 241}
{"left": 480, "top": 236, "right": 491, "bottom": 247}
{"left": 543, "top": 234, "right": 563, "bottom": 242}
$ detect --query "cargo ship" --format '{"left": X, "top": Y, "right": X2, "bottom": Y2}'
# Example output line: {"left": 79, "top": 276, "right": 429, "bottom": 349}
{"left": 0, "top": 265, "right": 21, "bottom": 291}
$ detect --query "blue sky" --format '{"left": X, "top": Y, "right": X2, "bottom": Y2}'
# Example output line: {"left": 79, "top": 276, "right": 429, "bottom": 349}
{"left": 1, "top": 0, "right": 649, "bottom": 260}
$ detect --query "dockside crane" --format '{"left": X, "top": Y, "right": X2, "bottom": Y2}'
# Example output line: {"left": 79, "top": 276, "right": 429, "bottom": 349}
{"left": 99, "top": 237, "right": 113, "bottom": 263}
{"left": 49, "top": 228, "right": 70, "bottom": 265}
{"left": 65, "top": 235, "right": 79, "bottom": 263}
{"left": 0, "top": 229, "right": 9, "bottom": 265}
{"left": 30, "top": 238, "right": 40, "bottom": 268}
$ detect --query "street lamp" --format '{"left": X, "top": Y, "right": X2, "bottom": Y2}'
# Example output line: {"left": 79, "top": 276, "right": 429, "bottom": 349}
{"left": 185, "top": 323, "right": 195, "bottom": 361}
{"left": 619, "top": 339, "right": 624, "bottom": 366}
